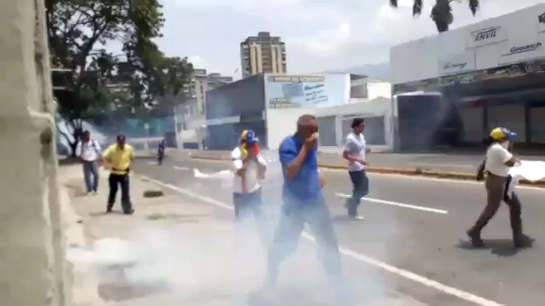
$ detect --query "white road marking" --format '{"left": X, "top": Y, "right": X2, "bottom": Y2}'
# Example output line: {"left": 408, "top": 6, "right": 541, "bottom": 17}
{"left": 171, "top": 159, "right": 545, "bottom": 192}
{"left": 173, "top": 166, "right": 190, "bottom": 171}
{"left": 139, "top": 175, "right": 507, "bottom": 306}
{"left": 335, "top": 192, "right": 448, "bottom": 214}
{"left": 147, "top": 161, "right": 157, "bottom": 165}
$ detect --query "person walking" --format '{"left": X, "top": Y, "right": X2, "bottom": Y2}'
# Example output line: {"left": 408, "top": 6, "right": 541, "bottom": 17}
{"left": 468, "top": 127, "right": 531, "bottom": 248}
{"left": 230, "top": 130, "right": 267, "bottom": 241}
{"left": 102, "top": 135, "right": 134, "bottom": 214}
{"left": 262, "top": 114, "right": 351, "bottom": 303}
{"left": 76, "top": 130, "right": 101, "bottom": 195}
{"left": 342, "top": 118, "right": 370, "bottom": 220}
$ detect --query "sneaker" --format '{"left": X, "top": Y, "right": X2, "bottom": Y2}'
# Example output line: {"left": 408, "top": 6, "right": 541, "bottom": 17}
{"left": 92, "top": 191, "right": 98, "bottom": 195}
{"left": 514, "top": 234, "right": 533, "bottom": 248}
{"left": 467, "top": 230, "right": 485, "bottom": 248}
{"left": 348, "top": 214, "right": 365, "bottom": 221}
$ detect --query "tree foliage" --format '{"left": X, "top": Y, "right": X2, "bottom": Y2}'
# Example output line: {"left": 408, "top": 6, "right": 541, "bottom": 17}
{"left": 389, "top": 0, "right": 480, "bottom": 33}
{"left": 47, "top": 0, "right": 193, "bottom": 155}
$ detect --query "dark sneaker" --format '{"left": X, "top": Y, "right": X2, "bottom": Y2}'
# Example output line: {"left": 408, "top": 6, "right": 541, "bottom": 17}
{"left": 514, "top": 234, "right": 533, "bottom": 248}
{"left": 123, "top": 209, "right": 135, "bottom": 215}
{"left": 467, "top": 230, "right": 485, "bottom": 248}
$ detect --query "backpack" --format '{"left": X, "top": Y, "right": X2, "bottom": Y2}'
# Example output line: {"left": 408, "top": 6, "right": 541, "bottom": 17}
{"left": 81, "top": 139, "right": 99, "bottom": 155}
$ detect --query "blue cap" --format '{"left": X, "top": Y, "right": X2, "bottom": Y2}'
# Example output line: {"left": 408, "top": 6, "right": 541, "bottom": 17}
{"left": 241, "top": 130, "right": 258, "bottom": 144}
{"left": 490, "top": 127, "right": 516, "bottom": 140}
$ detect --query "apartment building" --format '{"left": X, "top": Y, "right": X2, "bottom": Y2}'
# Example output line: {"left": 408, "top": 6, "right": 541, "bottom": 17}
{"left": 240, "top": 32, "right": 287, "bottom": 78}
{"left": 182, "top": 69, "right": 233, "bottom": 115}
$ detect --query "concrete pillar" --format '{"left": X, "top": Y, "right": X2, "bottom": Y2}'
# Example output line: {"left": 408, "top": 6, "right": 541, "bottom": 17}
{"left": 0, "top": 0, "right": 67, "bottom": 305}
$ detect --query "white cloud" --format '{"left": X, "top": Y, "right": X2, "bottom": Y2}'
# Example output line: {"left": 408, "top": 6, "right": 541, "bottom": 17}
{"left": 290, "top": 23, "right": 351, "bottom": 55}
{"left": 187, "top": 56, "right": 208, "bottom": 69}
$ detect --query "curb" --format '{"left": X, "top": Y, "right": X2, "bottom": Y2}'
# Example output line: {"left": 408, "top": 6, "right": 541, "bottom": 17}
{"left": 189, "top": 156, "right": 545, "bottom": 188}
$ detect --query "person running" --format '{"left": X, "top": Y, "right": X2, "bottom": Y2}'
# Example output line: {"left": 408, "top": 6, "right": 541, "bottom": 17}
{"left": 468, "top": 127, "right": 531, "bottom": 248}
{"left": 342, "top": 118, "right": 370, "bottom": 220}
{"left": 230, "top": 130, "right": 267, "bottom": 240}
{"left": 76, "top": 130, "right": 101, "bottom": 195}
{"left": 262, "top": 114, "right": 351, "bottom": 303}
{"left": 102, "top": 135, "right": 134, "bottom": 214}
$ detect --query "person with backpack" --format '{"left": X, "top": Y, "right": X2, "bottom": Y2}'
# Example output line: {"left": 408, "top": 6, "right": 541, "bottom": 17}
{"left": 76, "top": 130, "right": 101, "bottom": 195}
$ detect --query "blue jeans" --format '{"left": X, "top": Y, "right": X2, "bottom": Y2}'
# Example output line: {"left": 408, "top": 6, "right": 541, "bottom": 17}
{"left": 82, "top": 160, "right": 99, "bottom": 192}
{"left": 346, "top": 170, "right": 369, "bottom": 216}
{"left": 267, "top": 196, "right": 341, "bottom": 284}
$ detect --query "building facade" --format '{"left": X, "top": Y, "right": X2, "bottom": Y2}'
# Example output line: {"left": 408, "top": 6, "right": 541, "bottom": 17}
{"left": 240, "top": 32, "right": 287, "bottom": 78}
{"left": 390, "top": 3, "right": 545, "bottom": 150}
{"left": 183, "top": 69, "right": 233, "bottom": 115}
{"left": 200, "top": 73, "right": 352, "bottom": 150}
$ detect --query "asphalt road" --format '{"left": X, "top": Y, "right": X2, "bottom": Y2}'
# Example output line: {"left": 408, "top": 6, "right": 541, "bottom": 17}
{"left": 177, "top": 149, "right": 545, "bottom": 174}
{"left": 133, "top": 155, "right": 545, "bottom": 306}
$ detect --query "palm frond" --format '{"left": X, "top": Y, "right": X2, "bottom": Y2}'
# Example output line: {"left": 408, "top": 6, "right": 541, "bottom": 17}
{"left": 468, "top": 0, "right": 479, "bottom": 15}
{"left": 412, "top": 0, "right": 423, "bottom": 16}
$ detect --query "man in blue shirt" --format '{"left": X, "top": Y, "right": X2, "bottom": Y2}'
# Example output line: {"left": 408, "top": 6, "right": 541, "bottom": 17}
{"left": 262, "top": 114, "right": 347, "bottom": 301}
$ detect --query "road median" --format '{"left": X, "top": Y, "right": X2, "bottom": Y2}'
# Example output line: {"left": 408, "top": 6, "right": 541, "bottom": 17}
{"left": 189, "top": 155, "right": 545, "bottom": 188}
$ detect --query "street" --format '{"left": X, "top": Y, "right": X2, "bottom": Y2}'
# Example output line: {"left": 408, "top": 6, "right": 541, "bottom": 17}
{"left": 180, "top": 149, "right": 545, "bottom": 174}
{"left": 132, "top": 154, "right": 545, "bottom": 306}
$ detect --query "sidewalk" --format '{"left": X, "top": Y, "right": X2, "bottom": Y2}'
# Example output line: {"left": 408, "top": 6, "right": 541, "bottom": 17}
{"left": 60, "top": 165, "right": 429, "bottom": 306}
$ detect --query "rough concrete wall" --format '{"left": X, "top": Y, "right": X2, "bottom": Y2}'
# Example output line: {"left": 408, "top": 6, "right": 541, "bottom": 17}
{"left": 0, "top": 0, "right": 68, "bottom": 305}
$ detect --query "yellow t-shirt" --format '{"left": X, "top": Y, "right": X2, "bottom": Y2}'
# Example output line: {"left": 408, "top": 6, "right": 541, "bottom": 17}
{"left": 102, "top": 144, "right": 134, "bottom": 175}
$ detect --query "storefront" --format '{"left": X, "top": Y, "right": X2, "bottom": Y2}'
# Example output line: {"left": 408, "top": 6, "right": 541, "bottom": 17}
{"left": 390, "top": 3, "right": 545, "bottom": 150}
{"left": 204, "top": 73, "right": 351, "bottom": 150}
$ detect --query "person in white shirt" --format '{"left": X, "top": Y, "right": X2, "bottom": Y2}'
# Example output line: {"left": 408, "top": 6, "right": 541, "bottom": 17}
{"left": 342, "top": 118, "right": 370, "bottom": 220}
{"left": 231, "top": 130, "right": 267, "bottom": 229}
{"left": 468, "top": 127, "right": 531, "bottom": 248}
{"left": 76, "top": 130, "right": 101, "bottom": 195}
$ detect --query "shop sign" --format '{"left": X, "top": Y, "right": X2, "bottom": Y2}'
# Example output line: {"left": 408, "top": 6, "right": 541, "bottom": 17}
{"left": 466, "top": 26, "right": 507, "bottom": 49}
{"left": 499, "top": 40, "right": 545, "bottom": 64}
{"left": 438, "top": 52, "right": 475, "bottom": 76}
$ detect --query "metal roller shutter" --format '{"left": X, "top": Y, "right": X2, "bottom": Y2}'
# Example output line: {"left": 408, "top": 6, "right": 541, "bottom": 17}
{"left": 460, "top": 106, "right": 484, "bottom": 142}
{"left": 530, "top": 106, "right": 545, "bottom": 144}
{"left": 487, "top": 104, "right": 526, "bottom": 141}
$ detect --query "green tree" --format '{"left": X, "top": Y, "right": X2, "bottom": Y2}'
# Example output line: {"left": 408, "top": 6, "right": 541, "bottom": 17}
{"left": 47, "top": 0, "right": 165, "bottom": 155}
{"left": 389, "top": 0, "right": 480, "bottom": 33}
{"left": 124, "top": 36, "right": 194, "bottom": 119}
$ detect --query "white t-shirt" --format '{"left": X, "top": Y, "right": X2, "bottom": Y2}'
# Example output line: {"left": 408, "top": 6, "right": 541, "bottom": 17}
{"left": 344, "top": 132, "right": 367, "bottom": 172}
{"left": 76, "top": 139, "right": 101, "bottom": 162}
{"left": 231, "top": 147, "right": 266, "bottom": 194}
{"left": 485, "top": 143, "right": 513, "bottom": 177}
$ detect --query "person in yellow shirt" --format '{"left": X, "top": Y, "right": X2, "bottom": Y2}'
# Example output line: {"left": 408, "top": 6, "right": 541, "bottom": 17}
{"left": 102, "top": 135, "right": 134, "bottom": 214}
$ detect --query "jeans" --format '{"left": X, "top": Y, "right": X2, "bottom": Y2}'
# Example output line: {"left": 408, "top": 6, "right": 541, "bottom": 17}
{"left": 233, "top": 189, "right": 263, "bottom": 222}
{"left": 82, "top": 160, "right": 99, "bottom": 192}
{"left": 107, "top": 173, "right": 132, "bottom": 213}
{"left": 267, "top": 196, "right": 342, "bottom": 284}
{"left": 346, "top": 170, "right": 369, "bottom": 216}
{"left": 233, "top": 189, "right": 268, "bottom": 244}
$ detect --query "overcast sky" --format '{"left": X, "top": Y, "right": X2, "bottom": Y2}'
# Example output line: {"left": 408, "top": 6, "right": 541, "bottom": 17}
{"left": 156, "top": 0, "right": 545, "bottom": 79}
